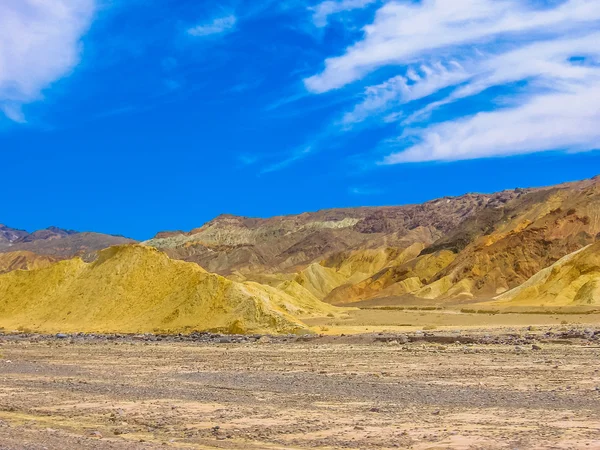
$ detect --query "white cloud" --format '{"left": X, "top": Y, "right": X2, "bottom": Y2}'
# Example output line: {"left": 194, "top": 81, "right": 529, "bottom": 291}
{"left": 306, "top": 0, "right": 600, "bottom": 93}
{"left": 0, "top": 0, "right": 96, "bottom": 122}
{"left": 305, "top": 0, "right": 600, "bottom": 163}
{"left": 384, "top": 82, "right": 600, "bottom": 163}
{"left": 342, "top": 60, "right": 469, "bottom": 124}
{"left": 311, "top": 0, "right": 377, "bottom": 27}
{"left": 187, "top": 15, "right": 237, "bottom": 37}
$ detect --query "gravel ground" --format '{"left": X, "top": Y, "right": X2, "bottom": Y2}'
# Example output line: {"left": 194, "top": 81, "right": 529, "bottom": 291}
{"left": 0, "top": 328, "right": 599, "bottom": 449}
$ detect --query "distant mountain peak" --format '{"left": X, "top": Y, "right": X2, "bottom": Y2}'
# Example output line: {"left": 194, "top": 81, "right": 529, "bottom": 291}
{"left": 0, "top": 223, "right": 137, "bottom": 260}
{"left": 45, "top": 226, "right": 78, "bottom": 235}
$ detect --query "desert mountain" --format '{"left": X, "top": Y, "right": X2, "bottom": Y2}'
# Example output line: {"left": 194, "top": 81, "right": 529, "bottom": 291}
{"left": 410, "top": 176, "right": 600, "bottom": 301}
{"left": 4, "top": 176, "right": 599, "bottom": 311}
{"left": 145, "top": 190, "right": 524, "bottom": 276}
{"left": 0, "top": 245, "right": 339, "bottom": 335}
{"left": 0, "top": 225, "right": 137, "bottom": 261}
{"left": 147, "top": 176, "right": 600, "bottom": 305}
{"left": 321, "top": 177, "right": 600, "bottom": 304}
{"left": 492, "top": 242, "right": 600, "bottom": 306}
{"left": 0, "top": 224, "right": 28, "bottom": 249}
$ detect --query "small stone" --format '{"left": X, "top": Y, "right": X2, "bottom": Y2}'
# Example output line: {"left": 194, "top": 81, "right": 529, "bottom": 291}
{"left": 56, "top": 333, "right": 68, "bottom": 339}
{"left": 89, "top": 431, "right": 102, "bottom": 438}
{"left": 532, "top": 344, "right": 542, "bottom": 351}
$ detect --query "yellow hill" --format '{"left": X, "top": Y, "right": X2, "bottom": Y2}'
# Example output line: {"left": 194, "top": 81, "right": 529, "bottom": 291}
{"left": 491, "top": 242, "right": 600, "bottom": 306}
{"left": 297, "top": 244, "right": 426, "bottom": 304}
{"left": 325, "top": 250, "right": 455, "bottom": 305}
{"left": 326, "top": 245, "right": 424, "bottom": 281}
{"left": 0, "top": 245, "right": 339, "bottom": 335}
{"left": 294, "top": 263, "right": 350, "bottom": 299}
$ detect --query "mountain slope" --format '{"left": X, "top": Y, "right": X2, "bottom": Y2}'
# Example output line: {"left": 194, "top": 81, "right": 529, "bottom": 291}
{"left": 0, "top": 245, "right": 339, "bottom": 334}
{"left": 0, "top": 226, "right": 137, "bottom": 262}
{"left": 492, "top": 242, "right": 600, "bottom": 306}
{"left": 0, "top": 225, "right": 28, "bottom": 250}
{"left": 418, "top": 177, "right": 600, "bottom": 300}
{"left": 145, "top": 191, "right": 525, "bottom": 278}
{"left": 325, "top": 250, "right": 456, "bottom": 305}
{"left": 0, "top": 251, "right": 57, "bottom": 274}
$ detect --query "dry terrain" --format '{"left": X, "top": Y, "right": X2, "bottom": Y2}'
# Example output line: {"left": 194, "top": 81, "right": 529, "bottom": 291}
{"left": 1, "top": 324, "right": 599, "bottom": 450}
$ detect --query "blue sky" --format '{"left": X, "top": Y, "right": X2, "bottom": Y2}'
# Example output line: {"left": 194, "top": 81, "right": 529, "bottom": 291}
{"left": 1, "top": 0, "right": 600, "bottom": 239}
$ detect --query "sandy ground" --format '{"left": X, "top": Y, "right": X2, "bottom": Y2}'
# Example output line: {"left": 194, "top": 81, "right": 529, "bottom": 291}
{"left": 1, "top": 327, "right": 599, "bottom": 449}
{"left": 305, "top": 308, "right": 600, "bottom": 334}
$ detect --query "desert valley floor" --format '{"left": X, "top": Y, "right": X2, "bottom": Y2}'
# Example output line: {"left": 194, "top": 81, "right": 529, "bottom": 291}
{"left": 3, "top": 177, "right": 600, "bottom": 448}
{"left": 1, "top": 309, "right": 599, "bottom": 450}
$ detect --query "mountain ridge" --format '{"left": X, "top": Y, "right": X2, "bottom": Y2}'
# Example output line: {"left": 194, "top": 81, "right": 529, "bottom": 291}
{"left": 2, "top": 175, "right": 599, "bottom": 309}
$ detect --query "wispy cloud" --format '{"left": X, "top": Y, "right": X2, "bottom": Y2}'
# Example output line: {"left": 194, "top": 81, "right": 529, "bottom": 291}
{"left": 0, "top": 0, "right": 96, "bottom": 123}
{"left": 187, "top": 14, "right": 237, "bottom": 37}
{"left": 305, "top": 0, "right": 600, "bottom": 163}
{"left": 260, "top": 146, "right": 313, "bottom": 174}
{"left": 311, "top": 0, "right": 377, "bottom": 28}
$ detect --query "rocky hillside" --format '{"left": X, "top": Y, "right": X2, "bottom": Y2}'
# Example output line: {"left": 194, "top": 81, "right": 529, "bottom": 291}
{"left": 147, "top": 176, "right": 600, "bottom": 305}
{"left": 320, "top": 177, "right": 600, "bottom": 305}
{"left": 492, "top": 242, "right": 600, "bottom": 306}
{"left": 145, "top": 190, "right": 525, "bottom": 276}
{"left": 0, "top": 226, "right": 137, "bottom": 260}
{"left": 0, "top": 224, "right": 28, "bottom": 249}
